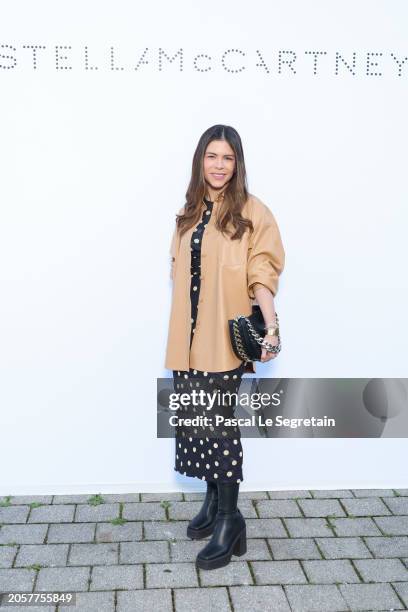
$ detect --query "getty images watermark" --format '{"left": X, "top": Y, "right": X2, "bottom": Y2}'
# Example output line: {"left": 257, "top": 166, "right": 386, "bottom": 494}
{"left": 157, "top": 378, "right": 408, "bottom": 438}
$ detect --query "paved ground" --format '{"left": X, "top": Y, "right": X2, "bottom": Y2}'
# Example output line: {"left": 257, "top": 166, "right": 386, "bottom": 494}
{"left": 0, "top": 489, "right": 408, "bottom": 611}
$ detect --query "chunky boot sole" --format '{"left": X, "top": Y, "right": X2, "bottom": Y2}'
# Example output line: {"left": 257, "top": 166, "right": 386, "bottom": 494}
{"left": 187, "top": 520, "right": 216, "bottom": 540}
{"left": 195, "top": 526, "right": 247, "bottom": 570}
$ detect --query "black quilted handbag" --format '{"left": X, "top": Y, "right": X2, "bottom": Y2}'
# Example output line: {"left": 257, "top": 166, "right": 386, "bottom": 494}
{"left": 228, "top": 305, "right": 281, "bottom": 363}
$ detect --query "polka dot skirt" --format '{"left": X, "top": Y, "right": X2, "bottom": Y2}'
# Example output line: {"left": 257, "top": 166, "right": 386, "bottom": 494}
{"left": 173, "top": 196, "right": 245, "bottom": 484}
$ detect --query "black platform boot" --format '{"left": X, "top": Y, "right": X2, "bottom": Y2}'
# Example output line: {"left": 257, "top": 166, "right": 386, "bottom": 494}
{"left": 187, "top": 480, "right": 219, "bottom": 539}
{"left": 195, "top": 481, "right": 246, "bottom": 570}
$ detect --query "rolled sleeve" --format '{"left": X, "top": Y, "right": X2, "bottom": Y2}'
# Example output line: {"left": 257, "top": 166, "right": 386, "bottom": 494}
{"left": 247, "top": 204, "right": 285, "bottom": 299}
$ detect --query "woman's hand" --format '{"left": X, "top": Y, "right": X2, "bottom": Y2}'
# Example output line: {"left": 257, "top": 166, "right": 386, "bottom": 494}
{"left": 260, "top": 334, "right": 279, "bottom": 362}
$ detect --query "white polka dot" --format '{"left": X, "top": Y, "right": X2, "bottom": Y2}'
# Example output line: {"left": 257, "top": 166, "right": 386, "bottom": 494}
{"left": 208, "top": 449, "right": 212, "bottom": 455}
{"left": 203, "top": 371, "right": 208, "bottom": 376}
{"left": 213, "top": 443, "right": 218, "bottom": 448}
{"left": 177, "top": 371, "right": 180, "bottom": 376}
{"left": 232, "top": 460, "right": 237, "bottom": 465}
{"left": 184, "top": 374, "right": 188, "bottom": 379}
{"left": 178, "top": 443, "right": 181, "bottom": 448}
{"left": 194, "top": 239, "right": 199, "bottom": 243}
{"left": 214, "top": 461, "right": 219, "bottom": 466}
{"left": 180, "top": 461, "right": 183, "bottom": 466}
{"left": 192, "top": 447, "right": 196, "bottom": 452}
{"left": 184, "top": 448, "right": 187, "bottom": 454}
{"left": 200, "top": 440, "right": 204, "bottom": 445}
{"left": 233, "top": 439, "right": 238, "bottom": 445}
{"left": 214, "top": 473, "right": 218, "bottom": 478}
{"left": 196, "top": 462, "right": 200, "bottom": 467}
{"left": 201, "top": 453, "right": 204, "bottom": 458}
{"left": 227, "top": 471, "right": 232, "bottom": 477}
{"left": 193, "top": 369, "right": 197, "bottom": 374}
{"left": 193, "top": 286, "right": 198, "bottom": 291}
{"left": 223, "top": 375, "right": 229, "bottom": 380}
{"left": 189, "top": 437, "right": 192, "bottom": 442}
{"left": 223, "top": 450, "right": 229, "bottom": 455}
{"left": 206, "top": 464, "right": 210, "bottom": 469}
{"left": 187, "top": 460, "right": 191, "bottom": 465}
{"left": 237, "top": 479, "right": 241, "bottom": 483}
{"left": 239, "top": 451, "right": 242, "bottom": 456}
{"left": 233, "top": 375, "right": 237, "bottom": 379}
{"left": 201, "top": 476, "right": 206, "bottom": 480}
{"left": 176, "top": 454, "right": 179, "bottom": 459}
{"left": 209, "top": 378, "right": 213, "bottom": 383}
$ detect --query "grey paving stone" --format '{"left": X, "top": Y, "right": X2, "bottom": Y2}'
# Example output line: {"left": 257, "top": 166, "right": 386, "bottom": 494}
{"left": 117, "top": 589, "right": 173, "bottom": 611}
{"left": 36, "top": 566, "right": 90, "bottom": 591}
{"left": 231, "top": 538, "right": 271, "bottom": 561}
{"left": 236, "top": 500, "right": 258, "bottom": 518}
{"left": 284, "top": 518, "right": 334, "bottom": 538}
{"left": 365, "top": 535, "right": 408, "bottom": 558}
{"left": 59, "top": 591, "right": 114, "bottom": 612}
{"left": 0, "top": 495, "right": 53, "bottom": 505}
{"left": 102, "top": 493, "right": 141, "bottom": 503}
{"left": 15, "top": 544, "right": 69, "bottom": 567}
{"left": 141, "top": 492, "right": 183, "bottom": 502}
{"left": 297, "top": 499, "right": 346, "bottom": 518}
{"left": 310, "top": 490, "right": 353, "bottom": 499}
{"left": 68, "top": 543, "right": 118, "bottom": 566}
{"left": 353, "top": 558, "right": 408, "bottom": 582}
{"left": 174, "top": 586, "right": 232, "bottom": 611}
{"left": 268, "top": 538, "right": 322, "bottom": 560}
{"left": 143, "top": 520, "right": 190, "bottom": 541}
{"left": 392, "top": 582, "right": 408, "bottom": 608}
{"left": 146, "top": 562, "right": 198, "bottom": 588}
{"left": 90, "top": 564, "right": 143, "bottom": 590}
{"left": 382, "top": 496, "right": 408, "bottom": 515}
{"left": 238, "top": 490, "right": 269, "bottom": 499}
{"left": 252, "top": 560, "right": 307, "bottom": 585}
{"left": 285, "top": 584, "right": 349, "bottom": 611}
{"left": 95, "top": 521, "right": 142, "bottom": 542}
{"left": 315, "top": 537, "right": 372, "bottom": 559}
{"left": 351, "top": 489, "right": 397, "bottom": 497}
{"left": 0, "top": 545, "right": 17, "bottom": 568}
{"left": 302, "top": 559, "right": 360, "bottom": 584}
{"left": 28, "top": 505, "right": 74, "bottom": 523}
{"left": 374, "top": 515, "right": 408, "bottom": 535}
{"left": 229, "top": 585, "right": 291, "bottom": 611}
{"left": 256, "top": 500, "right": 302, "bottom": 518}
{"left": 268, "top": 490, "right": 312, "bottom": 499}
{"left": 341, "top": 497, "right": 392, "bottom": 517}
{"left": 169, "top": 539, "right": 214, "bottom": 563}
{"left": 47, "top": 522, "right": 96, "bottom": 543}
{"left": 52, "top": 494, "right": 92, "bottom": 504}
{"left": 0, "top": 524, "right": 47, "bottom": 544}
{"left": 75, "top": 503, "right": 120, "bottom": 522}
{"left": 120, "top": 540, "right": 170, "bottom": 564}
{"left": 328, "top": 517, "right": 382, "bottom": 536}
{"left": 199, "top": 561, "right": 253, "bottom": 586}
{"left": 182, "top": 492, "right": 207, "bottom": 501}
{"left": 165, "top": 500, "right": 244, "bottom": 522}
{"left": 246, "top": 518, "right": 287, "bottom": 538}
{"left": 339, "top": 582, "right": 403, "bottom": 610}
{"left": 122, "top": 502, "right": 166, "bottom": 521}
{"left": 0, "top": 568, "right": 36, "bottom": 590}
{"left": 0, "top": 505, "right": 30, "bottom": 523}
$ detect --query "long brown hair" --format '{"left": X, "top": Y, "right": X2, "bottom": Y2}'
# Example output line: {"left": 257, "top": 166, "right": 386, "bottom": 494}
{"left": 176, "top": 125, "right": 254, "bottom": 241}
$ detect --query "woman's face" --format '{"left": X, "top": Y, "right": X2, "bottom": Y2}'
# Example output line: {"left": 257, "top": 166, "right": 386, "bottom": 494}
{"left": 203, "top": 139, "right": 236, "bottom": 192}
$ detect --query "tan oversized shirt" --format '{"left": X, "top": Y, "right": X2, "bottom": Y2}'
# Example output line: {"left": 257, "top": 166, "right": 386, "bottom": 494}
{"left": 164, "top": 193, "right": 285, "bottom": 374}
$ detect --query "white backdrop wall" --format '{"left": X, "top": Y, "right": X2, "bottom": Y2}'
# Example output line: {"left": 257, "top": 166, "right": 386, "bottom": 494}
{"left": 0, "top": 0, "right": 407, "bottom": 495}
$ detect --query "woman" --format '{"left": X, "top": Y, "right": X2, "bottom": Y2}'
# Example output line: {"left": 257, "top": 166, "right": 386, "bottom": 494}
{"left": 165, "top": 124, "right": 285, "bottom": 570}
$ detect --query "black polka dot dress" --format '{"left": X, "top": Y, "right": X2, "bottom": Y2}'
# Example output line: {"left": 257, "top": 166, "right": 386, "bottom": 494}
{"left": 173, "top": 196, "right": 245, "bottom": 484}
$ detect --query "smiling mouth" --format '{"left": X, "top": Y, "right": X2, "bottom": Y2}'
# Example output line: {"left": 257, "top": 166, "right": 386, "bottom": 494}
{"left": 211, "top": 173, "right": 226, "bottom": 177}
